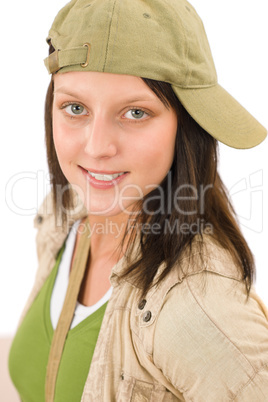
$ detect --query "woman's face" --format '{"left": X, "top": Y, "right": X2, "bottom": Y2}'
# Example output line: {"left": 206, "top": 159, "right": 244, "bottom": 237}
{"left": 53, "top": 72, "right": 178, "bottom": 217}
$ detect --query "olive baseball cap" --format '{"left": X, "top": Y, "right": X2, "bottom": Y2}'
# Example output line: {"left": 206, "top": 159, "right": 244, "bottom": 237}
{"left": 44, "top": 0, "right": 267, "bottom": 149}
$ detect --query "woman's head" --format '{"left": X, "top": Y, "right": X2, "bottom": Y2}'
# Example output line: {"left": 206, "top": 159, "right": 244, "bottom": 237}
{"left": 45, "top": 0, "right": 266, "bottom": 149}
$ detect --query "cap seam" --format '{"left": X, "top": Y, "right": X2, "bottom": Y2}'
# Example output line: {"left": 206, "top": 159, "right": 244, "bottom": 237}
{"left": 103, "top": 0, "right": 118, "bottom": 72}
{"left": 183, "top": 23, "right": 192, "bottom": 86}
{"left": 96, "top": 2, "right": 112, "bottom": 71}
{"left": 162, "top": 0, "right": 190, "bottom": 86}
{"left": 108, "top": 0, "right": 123, "bottom": 69}
{"left": 172, "top": 82, "right": 217, "bottom": 89}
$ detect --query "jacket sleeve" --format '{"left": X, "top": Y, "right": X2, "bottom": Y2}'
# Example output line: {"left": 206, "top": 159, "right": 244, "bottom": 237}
{"left": 153, "top": 271, "right": 268, "bottom": 401}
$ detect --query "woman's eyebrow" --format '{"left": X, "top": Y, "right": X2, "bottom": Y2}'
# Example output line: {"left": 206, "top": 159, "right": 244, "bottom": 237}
{"left": 123, "top": 97, "right": 158, "bottom": 103}
{"left": 54, "top": 88, "right": 158, "bottom": 104}
{"left": 54, "top": 87, "right": 80, "bottom": 97}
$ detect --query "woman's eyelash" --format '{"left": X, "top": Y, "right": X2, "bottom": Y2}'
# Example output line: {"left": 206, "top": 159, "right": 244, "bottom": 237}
{"left": 60, "top": 102, "right": 85, "bottom": 110}
{"left": 123, "top": 107, "right": 151, "bottom": 120}
{"left": 60, "top": 102, "right": 88, "bottom": 117}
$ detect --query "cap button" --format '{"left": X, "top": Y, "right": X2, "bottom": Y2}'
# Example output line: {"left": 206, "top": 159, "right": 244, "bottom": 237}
{"left": 138, "top": 299, "right": 147, "bottom": 310}
{"left": 143, "top": 311, "right": 152, "bottom": 322}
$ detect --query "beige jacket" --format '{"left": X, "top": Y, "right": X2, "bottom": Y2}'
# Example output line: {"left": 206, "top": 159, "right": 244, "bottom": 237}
{"left": 19, "top": 194, "right": 268, "bottom": 401}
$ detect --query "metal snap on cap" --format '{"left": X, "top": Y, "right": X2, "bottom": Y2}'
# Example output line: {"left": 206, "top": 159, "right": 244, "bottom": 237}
{"left": 138, "top": 299, "right": 147, "bottom": 310}
{"left": 81, "top": 43, "right": 91, "bottom": 68}
{"left": 143, "top": 311, "right": 152, "bottom": 322}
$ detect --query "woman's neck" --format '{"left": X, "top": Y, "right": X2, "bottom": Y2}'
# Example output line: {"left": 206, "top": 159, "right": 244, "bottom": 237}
{"left": 86, "top": 213, "right": 130, "bottom": 262}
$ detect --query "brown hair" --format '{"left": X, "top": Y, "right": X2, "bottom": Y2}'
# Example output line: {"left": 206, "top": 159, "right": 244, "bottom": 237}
{"left": 45, "top": 75, "right": 255, "bottom": 298}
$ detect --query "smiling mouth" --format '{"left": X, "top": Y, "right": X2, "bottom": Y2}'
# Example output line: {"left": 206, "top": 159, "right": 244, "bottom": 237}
{"left": 87, "top": 171, "right": 126, "bottom": 182}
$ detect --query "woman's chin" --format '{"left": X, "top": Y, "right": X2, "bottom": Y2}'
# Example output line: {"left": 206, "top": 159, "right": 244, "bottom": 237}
{"left": 84, "top": 202, "right": 133, "bottom": 219}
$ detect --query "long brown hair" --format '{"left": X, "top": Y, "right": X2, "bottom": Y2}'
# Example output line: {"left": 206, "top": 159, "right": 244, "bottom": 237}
{"left": 45, "top": 75, "right": 255, "bottom": 297}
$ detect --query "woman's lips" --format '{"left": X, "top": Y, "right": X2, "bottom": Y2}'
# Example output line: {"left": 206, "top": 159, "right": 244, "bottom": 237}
{"left": 80, "top": 166, "right": 129, "bottom": 189}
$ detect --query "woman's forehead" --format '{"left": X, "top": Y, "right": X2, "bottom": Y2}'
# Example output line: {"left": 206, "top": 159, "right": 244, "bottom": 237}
{"left": 53, "top": 72, "right": 163, "bottom": 103}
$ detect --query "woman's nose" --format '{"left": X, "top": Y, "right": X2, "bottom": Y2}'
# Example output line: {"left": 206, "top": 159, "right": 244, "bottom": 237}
{"left": 83, "top": 116, "right": 118, "bottom": 159}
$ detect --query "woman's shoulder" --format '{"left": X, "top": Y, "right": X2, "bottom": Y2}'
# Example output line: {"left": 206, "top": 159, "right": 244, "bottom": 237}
{"left": 155, "top": 233, "right": 268, "bottom": 342}
{"left": 176, "top": 233, "right": 244, "bottom": 281}
{"left": 151, "top": 234, "right": 268, "bottom": 400}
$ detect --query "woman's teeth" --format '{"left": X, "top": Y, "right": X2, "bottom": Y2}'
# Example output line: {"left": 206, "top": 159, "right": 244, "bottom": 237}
{"left": 87, "top": 171, "right": 125, "bottom": 181}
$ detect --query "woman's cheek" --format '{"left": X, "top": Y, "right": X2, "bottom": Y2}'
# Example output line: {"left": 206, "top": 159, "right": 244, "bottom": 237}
{"left": 53, "top": 118, "right": 80, "bottom": 158}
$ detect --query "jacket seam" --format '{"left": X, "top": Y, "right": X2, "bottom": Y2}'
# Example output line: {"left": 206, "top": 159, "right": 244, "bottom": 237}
{"left": 231, "top": 363, "right": 268, "bottom": 400}
{"left": 150, "top": 360, "right": 190, "bottom": 401}
{"left": 201, "top": 269, "right": 242, "bottom": 282}
{"left": 197, "top": 253, "right": 242, "bottom": 280}
{"left": 186, "top": 275, "right": 257, "bottom": 376}
{"left": 202, "top": 253, "right": 235, "bottom": 264}
{"left": 131, "top": 322, "right": 187, "bottom": 399}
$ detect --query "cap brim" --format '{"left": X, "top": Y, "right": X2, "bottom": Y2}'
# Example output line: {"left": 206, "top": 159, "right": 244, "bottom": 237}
{"left": 172, "top": 84, "right": 267, "bottom": 149}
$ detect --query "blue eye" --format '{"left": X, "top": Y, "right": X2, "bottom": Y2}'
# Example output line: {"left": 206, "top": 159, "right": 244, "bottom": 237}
{"left": 64, "top": 104, "right": 87, "bottom": 115}
{"left": 125, "top": 109, "right": 148, "bottom": 120}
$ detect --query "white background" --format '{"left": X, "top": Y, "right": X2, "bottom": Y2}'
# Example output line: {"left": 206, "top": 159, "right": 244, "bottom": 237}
{"left": 1, "top": 0, "right": 267, "bottom": 336}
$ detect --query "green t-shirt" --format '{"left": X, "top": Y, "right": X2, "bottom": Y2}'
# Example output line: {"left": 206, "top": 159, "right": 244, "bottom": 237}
{"left": 9, "top": 246, "right": 107, "bottom": 402}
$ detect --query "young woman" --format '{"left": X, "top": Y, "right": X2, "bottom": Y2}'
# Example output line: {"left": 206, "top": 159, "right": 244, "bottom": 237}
{"left": 9, "top": 0, "right": 268, "bottom": 400}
